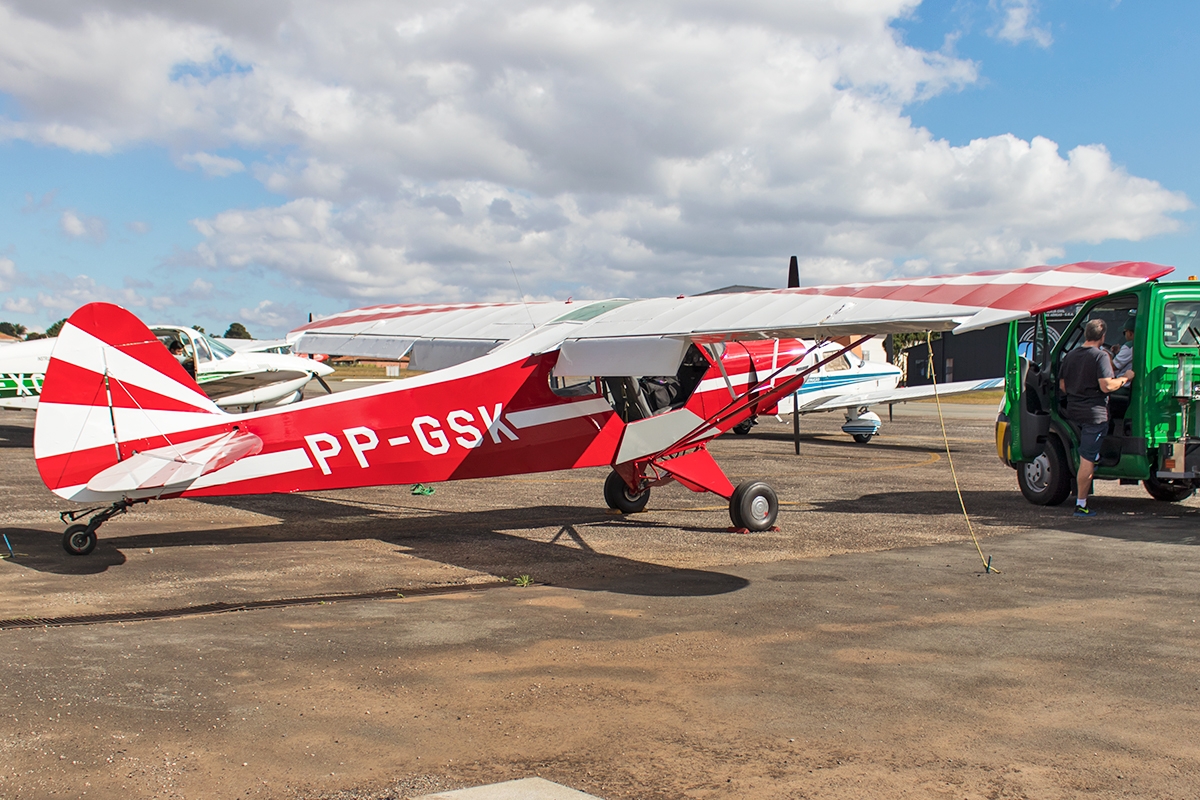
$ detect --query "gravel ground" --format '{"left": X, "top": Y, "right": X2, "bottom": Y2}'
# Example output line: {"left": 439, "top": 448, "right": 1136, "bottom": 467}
{"left": 2, "top": 405, "right": 1199, "bottom": 799}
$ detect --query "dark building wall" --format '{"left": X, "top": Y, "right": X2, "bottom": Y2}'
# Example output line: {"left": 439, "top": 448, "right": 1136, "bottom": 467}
{"left": 902, "top": 306, "right": 1080, "bottom": 386}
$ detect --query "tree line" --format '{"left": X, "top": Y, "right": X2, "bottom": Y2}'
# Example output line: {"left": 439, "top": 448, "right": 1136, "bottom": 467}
{"left": 0, "top": 320, "right": 254, "bottom": 341}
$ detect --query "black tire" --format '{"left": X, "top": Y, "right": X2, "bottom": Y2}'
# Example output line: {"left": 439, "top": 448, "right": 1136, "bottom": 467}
{"left": 732, "top": 418, "right": 756, "bottom": 436}
{"left": 1016, "top": 437, "right": 1072, "bottom": 506}
{"left": 1143, "top": 475, "right": 1195, "bottom": 503}
{"left": 603, "top": 470, "right": 650, "bottom": 513}
{"left": 728, "top": 480, "right": 779, "bottom": 531}
{"left": 852, "top": 433, "right": 873, "bottom": 444}
{"left": 62, "top": 524, "right": 97, "bottom": 556}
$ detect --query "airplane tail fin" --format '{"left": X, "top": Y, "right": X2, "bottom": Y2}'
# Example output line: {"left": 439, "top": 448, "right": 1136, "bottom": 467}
{"left": 34, "top": 303, "right": 246, "bottom": 501}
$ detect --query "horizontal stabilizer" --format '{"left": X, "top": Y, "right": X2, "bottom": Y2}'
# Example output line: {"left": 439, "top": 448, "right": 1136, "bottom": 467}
{"left": 86, "top": 429, "right": 263, "bottom": 494}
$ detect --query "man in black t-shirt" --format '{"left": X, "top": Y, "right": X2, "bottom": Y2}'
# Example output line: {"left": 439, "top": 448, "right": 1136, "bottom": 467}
{"left": 1058, "top": 318, "right": 1134, "bottom": 516}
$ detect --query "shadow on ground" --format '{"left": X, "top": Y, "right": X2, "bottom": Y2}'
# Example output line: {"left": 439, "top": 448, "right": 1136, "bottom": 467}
{"left": 0, "top": 495, "right": 750, "bottom": 596}
{"left": 743, "top": 429, "right": 964, "bottom": 455}
{"left": 0, "top": 424, "right": 33, "bottom": 449}
{"left": 809, "top": 489, "right": 1200, "bottom": 545}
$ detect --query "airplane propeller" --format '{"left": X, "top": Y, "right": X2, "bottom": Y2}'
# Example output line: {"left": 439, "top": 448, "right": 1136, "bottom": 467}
{"left": 789, "top": 255, "right": 800, "bottom": 454}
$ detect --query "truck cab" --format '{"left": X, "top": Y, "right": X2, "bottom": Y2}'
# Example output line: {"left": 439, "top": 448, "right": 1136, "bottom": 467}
{"left": 997, "top": 280, "right": 1200, "bottom": 505}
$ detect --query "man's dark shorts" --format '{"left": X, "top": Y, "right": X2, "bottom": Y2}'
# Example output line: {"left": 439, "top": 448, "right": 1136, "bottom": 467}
{"left": 1078, "top": 422, "right": 1107, "bottom": 463}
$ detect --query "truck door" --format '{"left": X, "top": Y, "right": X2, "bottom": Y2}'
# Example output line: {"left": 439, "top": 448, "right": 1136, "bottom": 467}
{"left": 1005, "top": 315, "right": 1052, "bottom": 462}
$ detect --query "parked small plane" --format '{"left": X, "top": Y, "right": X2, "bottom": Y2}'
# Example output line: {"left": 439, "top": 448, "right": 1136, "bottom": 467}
{"left": 291, "top": 300, "right": 1000, "bottom": 445}
{"left": 726, "top": 342, "right": 1002, "bottom": 441}
{"left": 0, "top": 324, "right": 333, "bottom": 412}
{"left": 33, "top": 261, "right": 1169, "bottom": 555}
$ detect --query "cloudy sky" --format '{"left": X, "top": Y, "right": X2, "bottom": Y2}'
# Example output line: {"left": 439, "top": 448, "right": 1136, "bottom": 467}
{"left": 0, "top": 0, "right": 1196, "bottom": 335}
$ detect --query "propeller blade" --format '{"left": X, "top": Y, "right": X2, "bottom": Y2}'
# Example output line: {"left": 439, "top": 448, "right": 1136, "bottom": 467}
{"left": 787, "top": 255, "right": 800, "bottom": 289}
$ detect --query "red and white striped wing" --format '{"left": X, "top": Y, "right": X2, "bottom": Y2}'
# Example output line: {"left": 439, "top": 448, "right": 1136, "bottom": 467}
{"left": 291, "top": 299, "right": 607, "bottom": 365}
{"left": 558, "top": 261, "right": 1173, "bottom": 344}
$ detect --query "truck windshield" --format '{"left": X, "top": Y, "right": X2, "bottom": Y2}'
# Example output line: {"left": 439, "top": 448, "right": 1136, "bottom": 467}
{"left": 1164, "top": 301, "right": 1200, "bottom": 348}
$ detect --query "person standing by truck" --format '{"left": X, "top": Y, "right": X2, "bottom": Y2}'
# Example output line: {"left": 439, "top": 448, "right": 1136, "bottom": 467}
{"left": 1058, "top": 319, "right": 1135, "bottom": 516}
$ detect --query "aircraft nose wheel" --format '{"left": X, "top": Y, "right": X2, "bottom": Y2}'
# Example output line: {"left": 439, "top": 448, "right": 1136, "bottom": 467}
{"left": 729, "top": 480, "right": 779, "bottom": 531}
{"left": 62, "top": 524, "right": 98, "bottom": 556}
{"left": 604, "top": 470, "right": 651, "bottom": 513}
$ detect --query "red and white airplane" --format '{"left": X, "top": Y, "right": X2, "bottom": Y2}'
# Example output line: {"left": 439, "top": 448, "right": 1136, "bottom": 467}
{"left": 34, "top": 261, "right": 1171, "bottom": 555}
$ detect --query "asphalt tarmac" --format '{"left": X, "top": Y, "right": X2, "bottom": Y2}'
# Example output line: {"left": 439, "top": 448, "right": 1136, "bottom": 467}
{"left": 1, "top": 402, "right": 1198, "bottom": 799}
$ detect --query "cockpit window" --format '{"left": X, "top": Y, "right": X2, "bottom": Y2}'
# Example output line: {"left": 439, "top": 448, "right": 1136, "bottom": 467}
{"left": 824, "top": 354, "right": 851, "bottom": 372}
{"left": 207, "top": 336, "right": 236, "bottom": 358}
{"left": 549, "top": 375, "right": 600, "bottom": 397}
{"left": 193, "top": 335, "right": 212, "bottom": 363}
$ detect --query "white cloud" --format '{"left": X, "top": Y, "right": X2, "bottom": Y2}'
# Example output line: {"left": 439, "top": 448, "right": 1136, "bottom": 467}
{"left": 189, "top": 277, "right": 214, "bottom": 297}
{"left": 126, "top": 220, "right": 151, "bottom": 234}
{"left": 3, "top": 296, "right": 35, "bottom": 315}
{"left": 990, "top": 0, "right": 1052, "bottom": 48}
{"left": 0, "top": 256, "right": 17, "bottom": 291}
{"left": 59, "top": 209, "right": 107, "bottom": 243}
{"left": 37, "top": 276, "right": 146, "bottom": 311}
{"left": 180, "top": 151, "right": 245, "bottom": 176}
{"left": 238, "top": 299, "right": 303, "bottom": 332}
{"left": 0, "top": 0, "right": 1187, "bottom": 306}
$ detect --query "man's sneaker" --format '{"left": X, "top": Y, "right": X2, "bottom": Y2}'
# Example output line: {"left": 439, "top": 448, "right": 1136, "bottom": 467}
{"left": 1073, "top": 505, "right": 1097, "bottom": 518}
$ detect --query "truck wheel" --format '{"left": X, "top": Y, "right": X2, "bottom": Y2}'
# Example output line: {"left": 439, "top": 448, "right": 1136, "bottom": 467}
{"left": 1017, "top": 438, "right": 1071, "bottom": 506}
{"left": 1143, "top": 475, "right": 1195, "bottom": 503}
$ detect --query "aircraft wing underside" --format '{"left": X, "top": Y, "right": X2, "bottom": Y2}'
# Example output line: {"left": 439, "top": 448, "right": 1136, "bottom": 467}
{"left": 288, "top": 262, "right": 1172, "bottom": 375}
{"left": 291, "top": 300, "right": 609, "bottom": 368}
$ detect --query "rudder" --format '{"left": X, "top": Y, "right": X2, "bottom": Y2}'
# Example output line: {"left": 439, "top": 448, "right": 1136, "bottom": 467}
{"left": 34, "top": 303, "right": 227, "bottom": 500}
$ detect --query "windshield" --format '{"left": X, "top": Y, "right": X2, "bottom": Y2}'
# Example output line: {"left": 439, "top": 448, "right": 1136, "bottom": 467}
{"left": 205, "top": 335, "right": 236, "bottom": 358}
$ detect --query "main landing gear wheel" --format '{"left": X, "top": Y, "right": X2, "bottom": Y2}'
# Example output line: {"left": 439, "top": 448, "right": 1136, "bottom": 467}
{"left": 852, "top": 433, "right": 874, "bottom": 444}
{"left": 62, "top": 524, "right": 97, "bottom": 556}
{"left": 732, "top": 417, "right": 757, "bottom": 436}
{"left": 1016, "top": 438, "right": 1071, "bottom": 506}
{"left": 729, "top": 480, "right": 779, "bottom": 532}
{"left": 604, "top": 471, "right": 650, "bottom": 514}
{"left": 1143, "top": 475, "right": 1196, "bottom": 503}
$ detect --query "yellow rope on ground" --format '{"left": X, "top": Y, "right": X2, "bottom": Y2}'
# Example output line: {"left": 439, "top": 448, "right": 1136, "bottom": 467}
{"left": 927, "top": 333, "right": 998, "bottom": 574}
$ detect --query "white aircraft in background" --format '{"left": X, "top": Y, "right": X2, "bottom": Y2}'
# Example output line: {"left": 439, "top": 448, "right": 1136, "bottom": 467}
{"left": 737, "top": 340, "right": 1002, "bottom": 442}
{"left": 215, "top": 337, "right": 296, "bottom": 355}
{"left": 0, "top": 324, "right": 333, "bottom": 412}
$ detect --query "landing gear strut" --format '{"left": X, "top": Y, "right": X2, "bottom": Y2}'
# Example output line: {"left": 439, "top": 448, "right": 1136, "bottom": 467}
{"left": 59, "top": 498, "right": 147, "bottom": 556}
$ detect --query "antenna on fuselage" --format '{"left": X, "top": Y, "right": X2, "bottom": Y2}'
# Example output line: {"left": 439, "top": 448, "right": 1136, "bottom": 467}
{"left": 787, "top": 255, "right": 800, "bottom": 289}
{"left": 507, "top": 260, "right": 538, "bottom": 330}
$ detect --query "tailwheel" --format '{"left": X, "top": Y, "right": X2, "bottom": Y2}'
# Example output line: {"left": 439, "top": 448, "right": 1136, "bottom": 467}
{"left": 62, "top": 524, "right": 97, "bottom": 556}
{"left": 604, "top": 470, "right": 650, "bottom": 514}
{"left": 729, "top": 480, "right": 779, "bottom": 532}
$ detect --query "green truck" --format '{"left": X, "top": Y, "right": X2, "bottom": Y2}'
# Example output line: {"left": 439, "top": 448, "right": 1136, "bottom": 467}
{"left": 996, "top": 279, "right": 1200, "bottom": 504}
